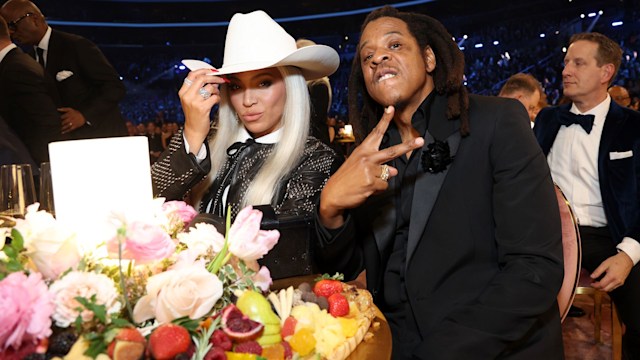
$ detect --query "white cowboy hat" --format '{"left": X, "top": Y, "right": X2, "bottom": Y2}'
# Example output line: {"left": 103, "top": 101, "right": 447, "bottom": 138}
{"left": 182, "top": 10, "right": 340, "bottom": 80}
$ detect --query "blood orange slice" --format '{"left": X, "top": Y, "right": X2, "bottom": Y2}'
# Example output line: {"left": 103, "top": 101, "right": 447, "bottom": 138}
{"left": 221, "top": 304, "right": 264, "bottom": 341}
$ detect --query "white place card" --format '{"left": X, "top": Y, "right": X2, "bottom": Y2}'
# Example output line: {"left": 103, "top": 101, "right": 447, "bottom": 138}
{"left": 48, "top": 136, "right": 154, "bottom": 249}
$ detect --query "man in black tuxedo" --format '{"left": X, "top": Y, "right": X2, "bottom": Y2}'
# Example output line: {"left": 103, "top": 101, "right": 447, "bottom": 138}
{"left": 0, "top": 15, "right": 60, "bottom": 164}
{"left": 534, "top": 32, "right": 640, "bottom": 359}
{"left": 1, "top": 0, "right": 127, "bottom": 140}
{"left": 314, "top": 6, "right": 564, "bottom": 359}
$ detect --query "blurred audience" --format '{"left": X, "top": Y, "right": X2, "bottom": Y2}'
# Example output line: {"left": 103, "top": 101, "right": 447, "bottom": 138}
{"left": 297, "top": 38, "right": 333, "bottom": 146}
{"left": 609, "top": 85, "right": 632, "bottom": 107}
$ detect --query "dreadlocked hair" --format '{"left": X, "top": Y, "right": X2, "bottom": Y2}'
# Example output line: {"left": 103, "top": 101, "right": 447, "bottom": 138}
{"left": 348, "top": 5, "right": 469, "bottom": 143}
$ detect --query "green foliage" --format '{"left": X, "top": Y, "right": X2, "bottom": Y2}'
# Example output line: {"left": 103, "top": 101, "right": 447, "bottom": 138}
{"left": 72, "top": 294, "right": 134, "bottom": 358}
{"left": 0, "top": 229, "right": 27, "bottom": 279}
{"left": 314, "top": 272, "right": 344, "bottom": 282}
{"left": 190, "top": 316, "right": 221, "bottom": 360}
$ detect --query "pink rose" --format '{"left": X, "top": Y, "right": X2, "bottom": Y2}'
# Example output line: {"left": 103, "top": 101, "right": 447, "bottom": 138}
{"left": 162, "top": 201, "right": 197, "bottom": 225}
{"left": 107, "top": 221, "right": 175, "bottom": 263}
{"left": 228, "top": 206, "right": 279, "bottom": 261}
{"left": 0, "top": 272, "right": 55, "bottom": 350}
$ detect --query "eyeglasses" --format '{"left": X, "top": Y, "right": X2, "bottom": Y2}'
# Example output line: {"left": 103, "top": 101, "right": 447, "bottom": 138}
{"left": 7, "top": 13, "right": 33, "bottom": 31}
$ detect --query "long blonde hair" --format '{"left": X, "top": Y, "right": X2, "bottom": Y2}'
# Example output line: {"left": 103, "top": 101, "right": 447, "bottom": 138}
{"left": 196, "top": 66, "right": 310, "bottom": 208}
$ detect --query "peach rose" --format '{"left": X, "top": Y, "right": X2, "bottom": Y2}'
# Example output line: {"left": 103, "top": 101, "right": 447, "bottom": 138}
{"left": 133, "top": 262, "right": 223, "bottom": 324}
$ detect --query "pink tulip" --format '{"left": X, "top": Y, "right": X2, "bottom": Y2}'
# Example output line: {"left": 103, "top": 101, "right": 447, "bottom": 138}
{"left": 228, "top": 206, "right": 279, "bottom": 261}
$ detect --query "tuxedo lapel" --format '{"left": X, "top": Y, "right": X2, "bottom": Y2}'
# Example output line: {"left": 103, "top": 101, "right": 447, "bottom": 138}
{"left": 406, "top": 96, "right": 461, "bottom": 267}
{"left": 535, "top": 104, "right": 571, "bottom": 156}
{"left": 44, "top": 31, "right": 59, "bottom": 77}
{"left": 371, "top": 175, "right": 397, "bottom": 261}
{"left": 597, "top": 101, "right": 626, "bottom": 186}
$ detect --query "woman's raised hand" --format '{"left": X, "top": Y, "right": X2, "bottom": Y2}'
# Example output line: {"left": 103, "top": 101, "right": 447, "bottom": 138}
{"left": 179, "top": 69, "right": 227, "bottom": 154}
{"left": 319, "top": 106, "right": 424, "bottom": 229}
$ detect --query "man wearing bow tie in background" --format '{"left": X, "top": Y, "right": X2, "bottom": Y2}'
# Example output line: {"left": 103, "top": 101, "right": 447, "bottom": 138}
{"left": 534, "top": 32, "right": 640, "bottom": 359}
{"left": 0, "top": 0, "right": 127, "bottom": 140}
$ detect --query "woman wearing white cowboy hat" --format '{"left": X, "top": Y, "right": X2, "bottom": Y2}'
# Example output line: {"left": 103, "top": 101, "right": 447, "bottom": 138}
{"left": 151, "top": 10, "right": 341, "bottom": 222}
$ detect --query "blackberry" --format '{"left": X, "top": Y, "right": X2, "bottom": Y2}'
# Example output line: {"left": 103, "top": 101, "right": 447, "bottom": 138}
{"left": 47, "top": 331, "right": 77, "bottom": 356}
{"left": 22, "top": 353, "right": 47, "bottom": 360}
{"left": 174, "top": 353, "right": 191, "bottom": 360}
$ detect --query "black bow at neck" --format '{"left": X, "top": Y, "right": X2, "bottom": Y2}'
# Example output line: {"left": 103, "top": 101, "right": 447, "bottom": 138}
{"left": 557, "top": 109, "right": 595, "bottom": 134}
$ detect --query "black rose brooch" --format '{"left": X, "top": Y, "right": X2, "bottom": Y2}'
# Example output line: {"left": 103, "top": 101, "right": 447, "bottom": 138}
{"left": 421, "top": 139, "right": 454, "bottom": 173}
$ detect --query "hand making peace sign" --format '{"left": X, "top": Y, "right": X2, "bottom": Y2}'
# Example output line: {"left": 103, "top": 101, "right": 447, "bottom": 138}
{"left": 319, "top": 106, "right": 425, "bottom": 229}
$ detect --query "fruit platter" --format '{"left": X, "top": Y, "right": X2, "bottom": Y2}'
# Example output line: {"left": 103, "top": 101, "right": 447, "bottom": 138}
{"left": 0, "top": 202, "right": 390, "bottom": 360}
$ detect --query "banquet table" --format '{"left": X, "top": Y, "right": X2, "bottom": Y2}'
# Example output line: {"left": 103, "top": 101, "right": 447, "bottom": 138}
{"left": 272, "top": 275, "right": 392, "bottom": 360}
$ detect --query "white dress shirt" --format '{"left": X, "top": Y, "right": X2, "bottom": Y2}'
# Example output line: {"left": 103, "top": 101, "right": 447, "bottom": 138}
{"left": 548, "top": 95, "right": 640, "bottom": 264}
{"left": 35, "top": 26, "right": 52, "bottom": 66}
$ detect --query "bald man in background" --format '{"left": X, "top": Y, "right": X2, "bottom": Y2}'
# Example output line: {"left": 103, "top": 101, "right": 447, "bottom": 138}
{"left": 609, "top": 85, "right": 631, "bottom": 108}
{"left": 1, "top": 0, "right": 127, "bottom": 140}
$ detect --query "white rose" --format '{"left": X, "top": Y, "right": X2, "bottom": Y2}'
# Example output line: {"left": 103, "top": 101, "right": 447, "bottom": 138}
{"left": 48, "top": 271, "right": 122, "bottom": 328}
{"left": 133, "top": 263, "right": 223, "bottom": 324}
{"left": 176, "top": 222, "right": 225, "bottom": 256}
{"left": 14, "top": 204, "right": 81, "bottom": 279}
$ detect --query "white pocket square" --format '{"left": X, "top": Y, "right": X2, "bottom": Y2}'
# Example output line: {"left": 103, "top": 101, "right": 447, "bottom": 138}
{"left": 609, "top": 150, "right": 633, "bottom": 160}
{"left": 56, "top": 70, "right": 74, "bottom": 81}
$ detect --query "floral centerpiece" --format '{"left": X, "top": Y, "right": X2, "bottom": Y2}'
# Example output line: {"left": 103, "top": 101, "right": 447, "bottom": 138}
{"left": 0, "top": 200, "right": 279, "bottom": 360}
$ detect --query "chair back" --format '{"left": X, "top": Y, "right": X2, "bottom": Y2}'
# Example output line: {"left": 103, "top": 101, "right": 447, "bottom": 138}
{"left": 555, "top": 184, "right": 582, "bottom": 322}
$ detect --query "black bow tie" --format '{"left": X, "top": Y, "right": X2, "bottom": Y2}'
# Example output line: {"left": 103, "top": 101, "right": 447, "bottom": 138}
{"left": 226, "top": 138, "right": 255, "bottom": 156}
{"left": 557, "top": 110, "right": 595, "bottom": 134}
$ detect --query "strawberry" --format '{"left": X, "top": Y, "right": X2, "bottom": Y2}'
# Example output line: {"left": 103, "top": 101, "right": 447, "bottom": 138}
{"left": 281, "top": 316, "right": 297, "bottom": 338}
{"left": 148, "top": 324, "right": 191, "bottom": 360}
{"left": 313, "top": 273, "right": 344, "bottom": 298}
{"left": 327, "top": 293, "right": 350, "bottom": 317}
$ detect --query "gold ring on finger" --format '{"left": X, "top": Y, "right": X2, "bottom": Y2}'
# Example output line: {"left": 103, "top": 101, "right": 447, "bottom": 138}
{"left": 380, "top": 164, "right": 390, "bottom": 181}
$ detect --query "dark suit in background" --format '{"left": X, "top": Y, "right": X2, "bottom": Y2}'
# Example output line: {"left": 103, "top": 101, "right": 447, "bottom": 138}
{"left": 535, "top": 101, "right": 640, "bottom": 358}
{"left": 43, "top": 29, "right": 127, "bottom": 139}
{"left": 0, "top": 45, "right": 61, "bottom": 164}
{"left": 0, "top": 114, "right": 37, "bottom": 168}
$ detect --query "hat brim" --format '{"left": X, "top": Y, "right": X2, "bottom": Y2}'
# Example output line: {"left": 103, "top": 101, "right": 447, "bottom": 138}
{"left": 182, "top": 44, "right": 339, "bottom": 81}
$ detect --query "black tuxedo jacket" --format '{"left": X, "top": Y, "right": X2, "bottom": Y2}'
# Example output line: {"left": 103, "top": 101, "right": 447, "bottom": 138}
{"left": 0, "top": 47, "right": 61, "bottom": 164}
{"left": 315, "top": 94, "right": 564, "bottom": 358}
{"left": 42, "top": 29, "right": 127, "bottom": 139}
{"left": 534, "top": 101, "right": 640, "bottom": 244}
{"left": 0, "top": 114, "right": 37, "bottom": 168}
